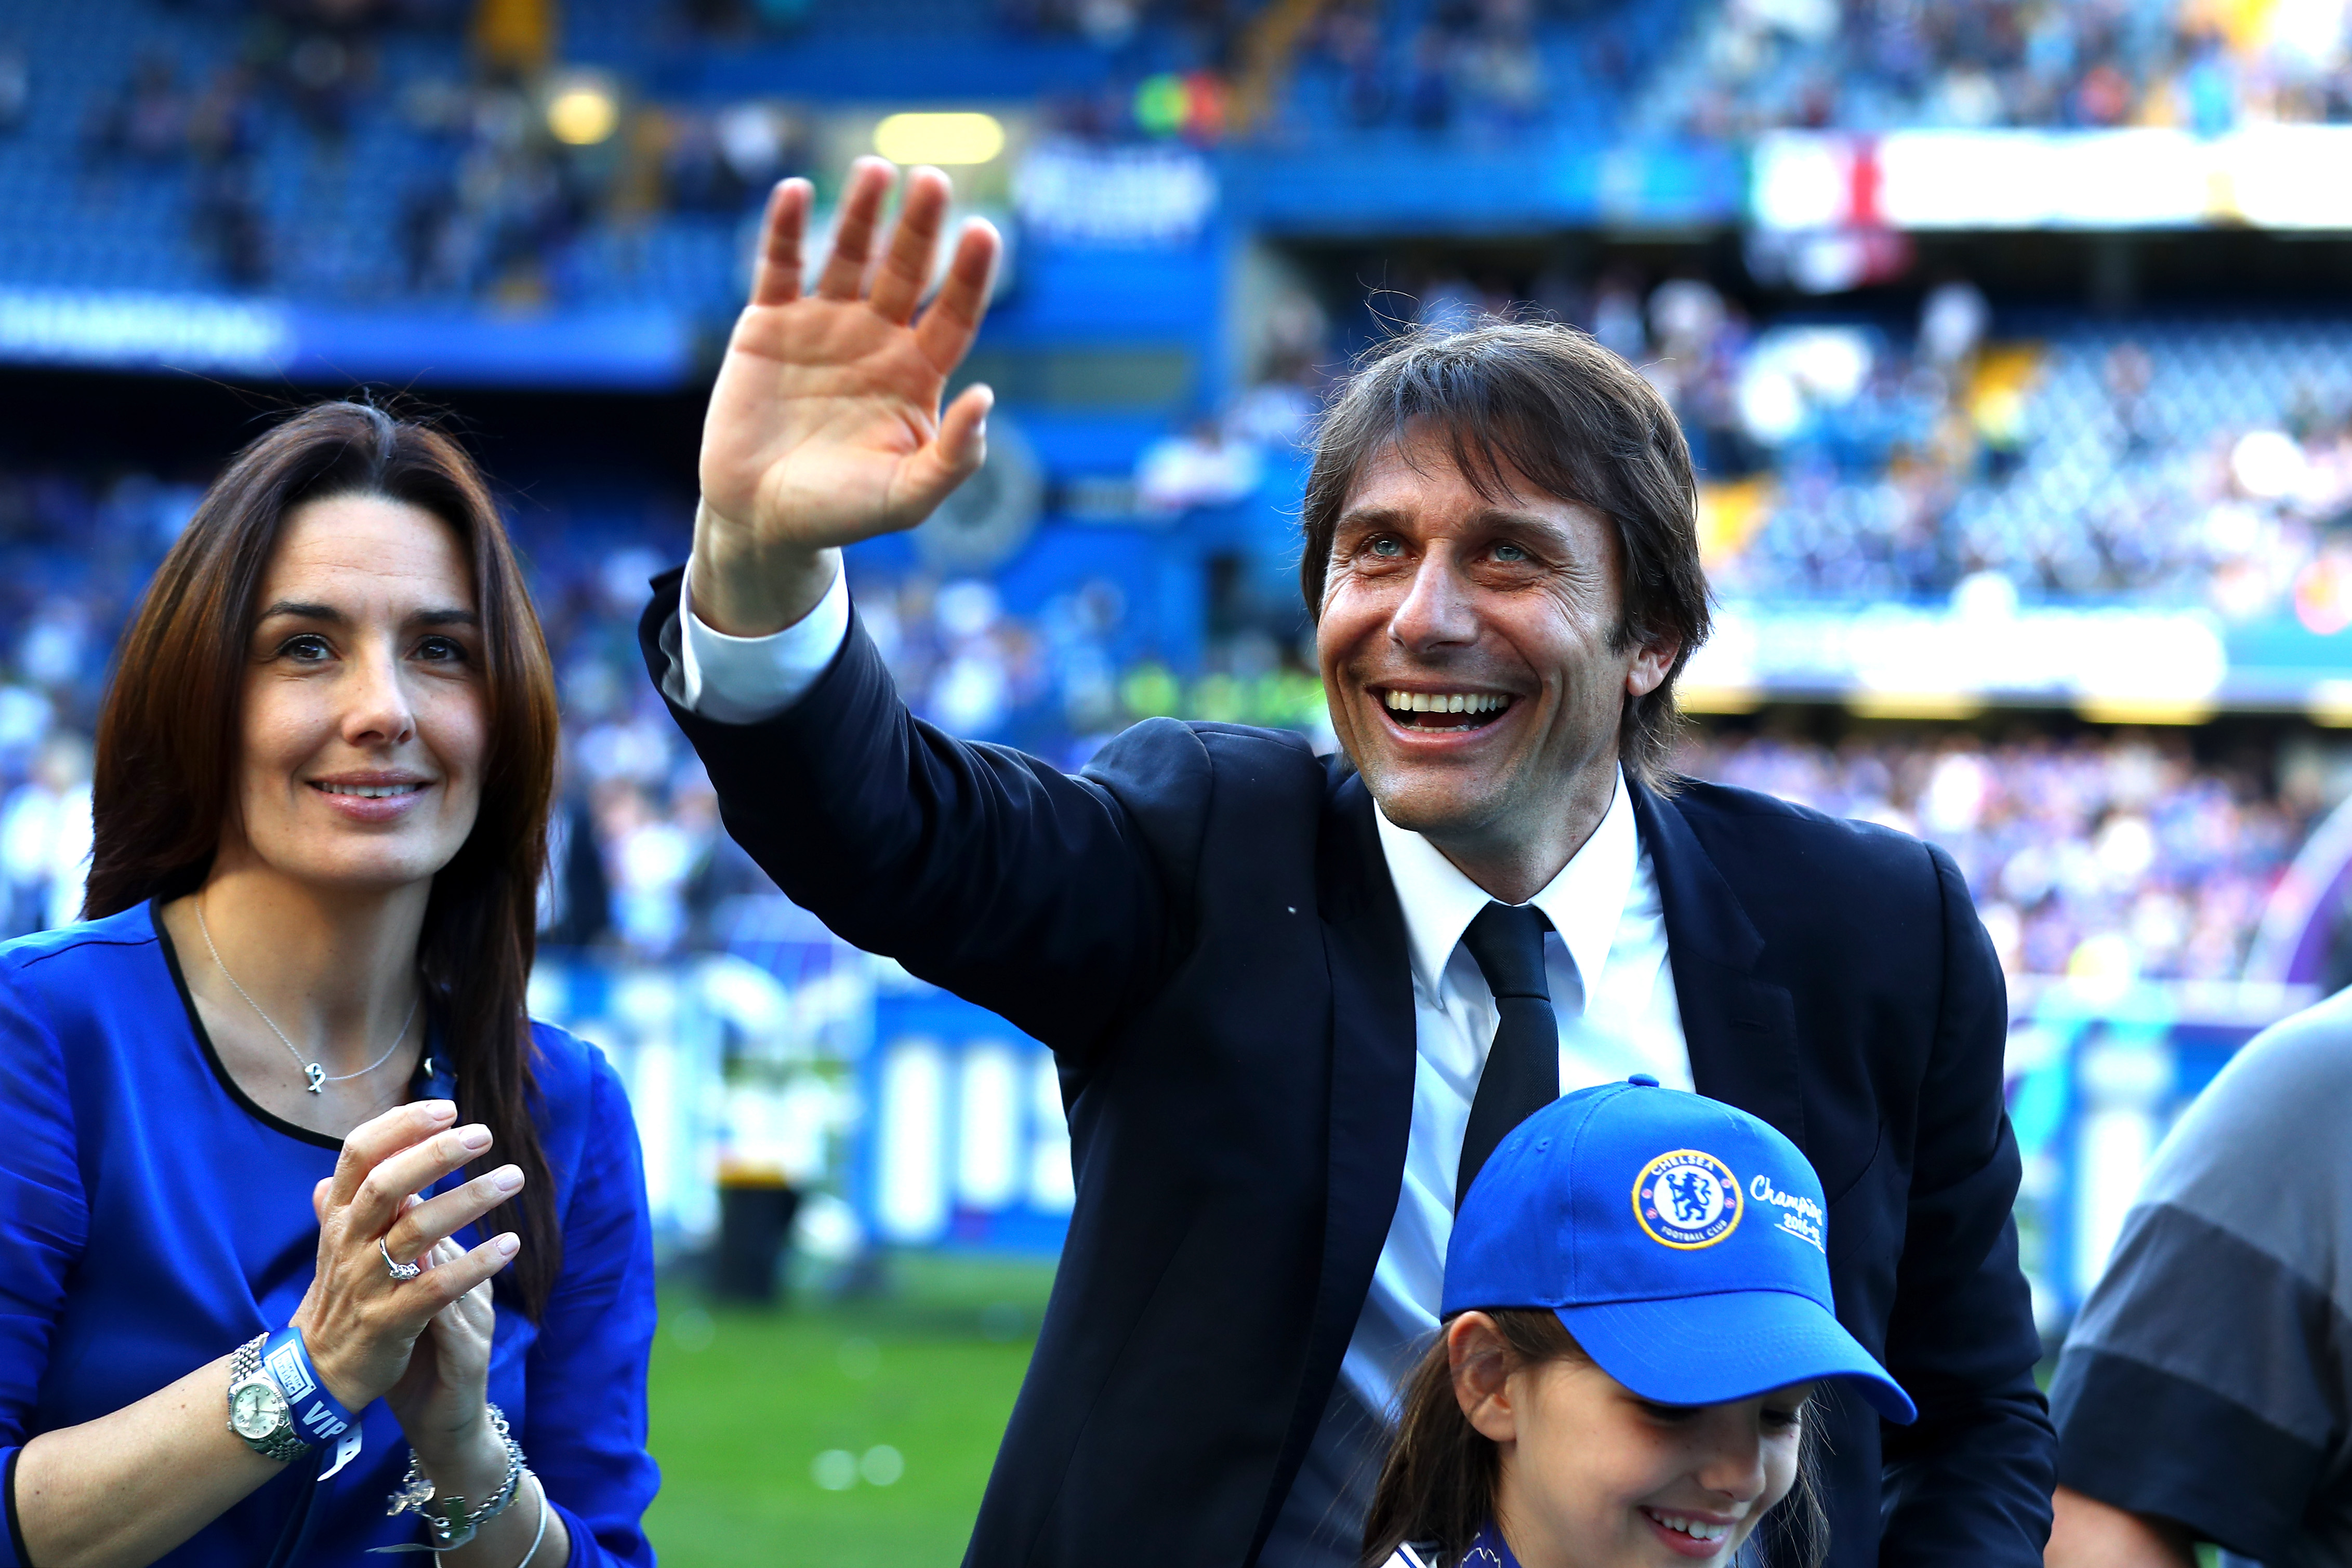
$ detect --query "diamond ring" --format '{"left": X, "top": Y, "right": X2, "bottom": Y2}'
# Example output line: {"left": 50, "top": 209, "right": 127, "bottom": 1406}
{"left": 381, "top": 1239, "right": 424, "bottom": 1282}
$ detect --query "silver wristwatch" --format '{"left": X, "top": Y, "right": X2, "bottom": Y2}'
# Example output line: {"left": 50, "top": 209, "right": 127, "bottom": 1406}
{"left": 226, "top": 1333, "right": 314, "bottom": 1463}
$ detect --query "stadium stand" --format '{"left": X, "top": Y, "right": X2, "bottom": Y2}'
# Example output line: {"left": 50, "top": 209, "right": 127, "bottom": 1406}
{"left": 13, "top": 0, "right": 2352, "bottom": 1373}
{"left": 1634, "top": 0, "right": 2352, "bottom": 139}
{"left": 1707, "top": 311, "right": 2352, "bottom": 609}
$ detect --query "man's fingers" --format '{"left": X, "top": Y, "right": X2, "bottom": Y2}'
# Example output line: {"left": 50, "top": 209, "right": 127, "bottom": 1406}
{"left": 344, "top": 1123, "right": 493, "bottom": 1238}
{"left": 815, "top": 157, "right": 896, "bottom": 301}
{"left": 939, "top": 382, "right": 994, "bottom": 472}
{"left": 384, "top": 1165, "right": 525, "bottom": 1265}
{"left": 890, "top": 383, "right": 993, "bottom": 523}
{"left": 749, "top": 177, "right": 812, "bottom": 308}
{"left": 868, "top": 165, "right": 951, "bottom": 325}
{"left": 914, "top": 218, "right": 1001, "bottom": 373}
{"left": 327, "top": 1100, "right": 457, "bottom": 1209}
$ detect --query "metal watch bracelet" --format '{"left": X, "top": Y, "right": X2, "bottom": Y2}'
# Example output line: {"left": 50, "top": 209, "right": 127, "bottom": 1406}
{"left": 226, "top": 1333, "right": 314, "bottom": 1464}
{"left": 381, "top": 1404, "right": 528, "bottom": 1553}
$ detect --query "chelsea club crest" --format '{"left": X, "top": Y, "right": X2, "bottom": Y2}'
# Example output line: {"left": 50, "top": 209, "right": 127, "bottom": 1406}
{"left": 1632, "top": 1149, "right": 1743, "bottom": 1250}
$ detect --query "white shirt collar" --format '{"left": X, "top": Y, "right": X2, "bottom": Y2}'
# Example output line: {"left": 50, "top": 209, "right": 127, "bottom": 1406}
{"left": 1372, "top": 767, "right": 1640, "bottom": 1003}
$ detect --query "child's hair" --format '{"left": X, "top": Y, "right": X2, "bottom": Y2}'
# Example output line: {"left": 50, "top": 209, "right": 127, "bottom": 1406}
{"left": 1358, "top": 1312, "right": 1829, "bottom": 1568}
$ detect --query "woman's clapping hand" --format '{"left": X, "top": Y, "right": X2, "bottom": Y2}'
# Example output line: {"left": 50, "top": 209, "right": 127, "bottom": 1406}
{"left": 288, "top": 1100, "right": 525, "bottom": 1420}
{"left": 384, "top": 1233, "right": 501, "bottom": 1474}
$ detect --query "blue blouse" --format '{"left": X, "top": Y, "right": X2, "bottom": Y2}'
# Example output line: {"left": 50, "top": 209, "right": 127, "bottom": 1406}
{"left": 0, "top": 902, "right": 659, "bottom": 1566}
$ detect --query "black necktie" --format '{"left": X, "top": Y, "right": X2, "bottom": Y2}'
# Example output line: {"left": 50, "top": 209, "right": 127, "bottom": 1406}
{"left": 1456, "top": 902, "right": 1563, "bottom": 1209}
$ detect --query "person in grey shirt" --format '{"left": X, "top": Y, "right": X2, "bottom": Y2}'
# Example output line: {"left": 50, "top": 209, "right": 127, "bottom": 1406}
{"left": 2046, "top": 987, "right": 2352, "bottom": 1568}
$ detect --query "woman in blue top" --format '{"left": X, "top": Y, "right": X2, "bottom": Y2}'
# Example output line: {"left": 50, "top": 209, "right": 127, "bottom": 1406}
{"left": 0, "top": 403, "right": 658, "bottom": 1566}
{"left": 1360, "top": 1078, "right": 1915, "bottom": 1568}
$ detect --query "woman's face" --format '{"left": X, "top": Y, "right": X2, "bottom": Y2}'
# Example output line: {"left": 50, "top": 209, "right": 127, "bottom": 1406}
{"left": 1455, "top": 1317, "right": 1808, "bottom": 1567}
{"left": 223, "top": 493, "right": 487, "bottom": 894}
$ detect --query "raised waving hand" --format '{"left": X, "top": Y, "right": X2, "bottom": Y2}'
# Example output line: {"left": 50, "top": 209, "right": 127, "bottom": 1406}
{"left": 693, "top": 157, "right": 1002, "bottom": 635}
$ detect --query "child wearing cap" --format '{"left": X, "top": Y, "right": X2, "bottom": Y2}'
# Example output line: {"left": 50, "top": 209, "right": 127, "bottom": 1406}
{"left": 1360, "top": 1077, "right": 1915, "bottom": 1568}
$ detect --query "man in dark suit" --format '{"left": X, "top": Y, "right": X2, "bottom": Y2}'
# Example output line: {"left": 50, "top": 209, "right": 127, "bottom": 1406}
{"left": 641, "top": 160, "right": 2054, "bottom": 1567}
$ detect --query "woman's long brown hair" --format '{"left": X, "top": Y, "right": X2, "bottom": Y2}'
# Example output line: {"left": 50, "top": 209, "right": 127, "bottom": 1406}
{"left": 1359, "top": 1311, "right": 1829, "bottom": 1567}
{"left": 85, "top": 400, "right": 563, "bottom": 1319}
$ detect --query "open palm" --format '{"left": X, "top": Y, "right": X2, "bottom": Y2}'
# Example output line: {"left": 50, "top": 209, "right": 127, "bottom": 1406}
{"left": 696, "top": 159, "right": 1001, "bottom": 631}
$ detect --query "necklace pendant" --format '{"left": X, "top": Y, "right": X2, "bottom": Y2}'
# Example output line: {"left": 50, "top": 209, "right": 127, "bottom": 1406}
{"left": 303, "top": 1062, "right": 327, "bottom": 1094}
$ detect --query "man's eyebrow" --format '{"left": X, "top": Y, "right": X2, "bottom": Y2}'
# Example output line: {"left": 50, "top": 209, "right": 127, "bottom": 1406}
{"left": 1333, "top": 504, "right": 1571, "bottom": 534}
{"left": 1468, "top": 506, "right": 1573, "bottom": 535}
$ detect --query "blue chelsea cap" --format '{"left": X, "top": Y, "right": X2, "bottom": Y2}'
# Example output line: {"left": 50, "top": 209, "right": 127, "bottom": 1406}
{"left": 1443, "top": 1078, "right": 1915, "bottom": 1424}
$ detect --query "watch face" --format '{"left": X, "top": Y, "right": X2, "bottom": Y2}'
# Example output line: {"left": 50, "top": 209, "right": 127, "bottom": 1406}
{"left": 230, "top": 1379, "right": 288, "bottom": 1440}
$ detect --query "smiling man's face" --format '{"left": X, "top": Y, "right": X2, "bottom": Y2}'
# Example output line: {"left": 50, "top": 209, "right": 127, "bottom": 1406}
{"left": 1315, "top": 423, "right": 1679, "bottom": 895}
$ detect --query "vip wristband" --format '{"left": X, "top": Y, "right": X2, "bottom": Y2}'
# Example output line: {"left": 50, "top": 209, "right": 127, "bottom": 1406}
{"left": 260, "top": 1326, "right": 358, "bottom": 1445}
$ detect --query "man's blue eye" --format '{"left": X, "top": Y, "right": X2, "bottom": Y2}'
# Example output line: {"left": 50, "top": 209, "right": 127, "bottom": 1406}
{"left": 1495, "top": 543, "right": 1527, "bottom": 562}
{"left": 1369, "top": 537, "right": 1402, "bottom": 557}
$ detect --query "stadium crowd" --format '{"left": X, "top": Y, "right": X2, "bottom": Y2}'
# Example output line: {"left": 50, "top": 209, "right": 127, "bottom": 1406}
{"left": 1683, "top": 729, "right": 2308, "bottom": 984}
{"left": 1658, "top": 0, "right": 2352, "bottom": 138}
{"left": 0, "top": 456, "right": 2320, "bottom": 990}
{"left": 1347, "top": 264, "right": 2352, "bottom": 614}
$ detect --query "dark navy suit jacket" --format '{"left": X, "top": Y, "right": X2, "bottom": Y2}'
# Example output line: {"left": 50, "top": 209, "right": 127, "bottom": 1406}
{"left": 641, "top": 569, "right": 2054, "bottom": 1568}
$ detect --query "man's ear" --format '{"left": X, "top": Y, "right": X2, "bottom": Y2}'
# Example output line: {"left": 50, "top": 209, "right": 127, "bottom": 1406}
{"left": 1448, "top": 1312, "right": 1519, "bottom": 1444}
{"left": 1624, "top": 631, "right": 1682, "bottom": 698}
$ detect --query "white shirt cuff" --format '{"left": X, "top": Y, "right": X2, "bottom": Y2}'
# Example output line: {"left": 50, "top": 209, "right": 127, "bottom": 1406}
{"left": 678, "top": 562, "right": 853, "bottom": 725}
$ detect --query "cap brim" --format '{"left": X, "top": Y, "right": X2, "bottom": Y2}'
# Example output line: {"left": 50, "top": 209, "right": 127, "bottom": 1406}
{"left": 1555, "top": 1290, "right": 1918, "bottom": 1425}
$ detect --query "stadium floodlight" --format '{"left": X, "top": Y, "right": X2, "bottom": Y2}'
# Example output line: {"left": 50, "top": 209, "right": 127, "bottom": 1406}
{"left": 873, "top": 112, "right": 1006, "bottom": 166}
{"left": 547, "top": 77, "right": 620, "bottom": 146}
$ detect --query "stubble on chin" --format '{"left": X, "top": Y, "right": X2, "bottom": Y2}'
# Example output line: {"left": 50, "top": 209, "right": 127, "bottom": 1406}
{"left": 1357, "top": 752, "right": 1511, "bottom": 848}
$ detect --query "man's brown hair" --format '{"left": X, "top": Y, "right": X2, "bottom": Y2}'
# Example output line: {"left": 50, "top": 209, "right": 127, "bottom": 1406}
{"left": 1299, "top": 320, "right": 1712, "bottom": 788}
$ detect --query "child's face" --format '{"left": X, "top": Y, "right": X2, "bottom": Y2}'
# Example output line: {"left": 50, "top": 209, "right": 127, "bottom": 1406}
{"left": 1455, "top": 1318, "right": 1809, "bottom": 1565}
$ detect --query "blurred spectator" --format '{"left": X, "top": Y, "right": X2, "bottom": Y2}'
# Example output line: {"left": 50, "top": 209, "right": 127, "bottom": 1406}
{"left": 539, "top": 770, "right": 612, "bottom": 949}
{"left": 1679, "top": 728, "right": 2303, "bottom": 985}
{"left": 87, "top": 55, "right": 186, "bottom": 164}
{"left": 0, "top": 732, "right": 92, "bottom": 938}
{"left": 193, "top": 164, "right": 270, "bottom": 288}
{"left": 1919, "top": 279, "right": 1989, "bottom": 370}
{"left": 184, "top": 65, "right": 263, "bottom": 167}
{"left": 1405, "top": 26, "right": 1456, "bottom": 131}
{"left": 1135, "top": 419, "right": 1264, "bottom": 515}
{"left": 398, "top": 77, "right": 595, "bottom": 300}
{"left": 0, "top": 42, "right": 28, "bottom": 133}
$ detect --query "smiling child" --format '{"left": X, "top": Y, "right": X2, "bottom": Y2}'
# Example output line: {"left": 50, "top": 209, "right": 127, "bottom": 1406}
{"left": 1363, "top": 1078, "right": 1915, "bottom": 1568}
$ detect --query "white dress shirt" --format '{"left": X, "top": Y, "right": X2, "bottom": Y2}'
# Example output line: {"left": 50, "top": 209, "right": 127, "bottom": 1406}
{"left": 677, "top": 563, "right": 852, "bottom": 724}
{"left": 1343, "top": 777, "right": 1688, "bottom": 1418}
{"left": 676, "top": 583, "right": 1692, "bottom": 1552}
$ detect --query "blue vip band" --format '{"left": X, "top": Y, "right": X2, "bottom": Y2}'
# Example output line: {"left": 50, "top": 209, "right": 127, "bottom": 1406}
{"left": 261, "top": 1326, "right": 358, "bottom": 1444}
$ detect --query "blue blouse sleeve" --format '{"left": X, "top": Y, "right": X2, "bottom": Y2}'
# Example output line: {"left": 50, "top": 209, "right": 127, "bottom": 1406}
{"left": 524, "top": 1044, "right": 660, "bottom": 1567}
{"left": 0, "top": 966, "right": 87, "bottom": 1568}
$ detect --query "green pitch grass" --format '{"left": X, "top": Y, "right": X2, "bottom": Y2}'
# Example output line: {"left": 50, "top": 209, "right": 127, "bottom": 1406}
{"left": 644, "top": 1254, "right": 1056, "bottom": 1565}
{"left": 652, "top": 1272, "right": 2182, "bottom": 1565}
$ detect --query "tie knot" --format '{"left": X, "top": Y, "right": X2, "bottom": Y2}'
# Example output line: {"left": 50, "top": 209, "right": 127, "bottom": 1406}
{"left": 1462, "top": 901, "right": 1552, "bottom": 1003}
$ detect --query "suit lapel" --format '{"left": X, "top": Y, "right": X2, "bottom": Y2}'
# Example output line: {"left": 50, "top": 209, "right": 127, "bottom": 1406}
{"left": 1253, "top": 768, "right": 1419, "bottom": 1558}
{"left": 1631, "top": 781, "right": 1808, "bottom": 1154}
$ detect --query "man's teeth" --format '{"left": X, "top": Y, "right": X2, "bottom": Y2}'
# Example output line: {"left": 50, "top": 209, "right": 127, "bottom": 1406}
{"left": 315, "top": 783, "right": 421, "bottom": 799}
{"left": 1381, "top": 690, "right": 1508, "bottom": 714}
{"left": 1645, "top": 1510, "right": 1730, "bottom": 1543}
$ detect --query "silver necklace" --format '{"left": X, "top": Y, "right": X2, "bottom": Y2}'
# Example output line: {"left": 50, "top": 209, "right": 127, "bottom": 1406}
{"left": 195, "top": 896, "right": 421, "bottom": 1095}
